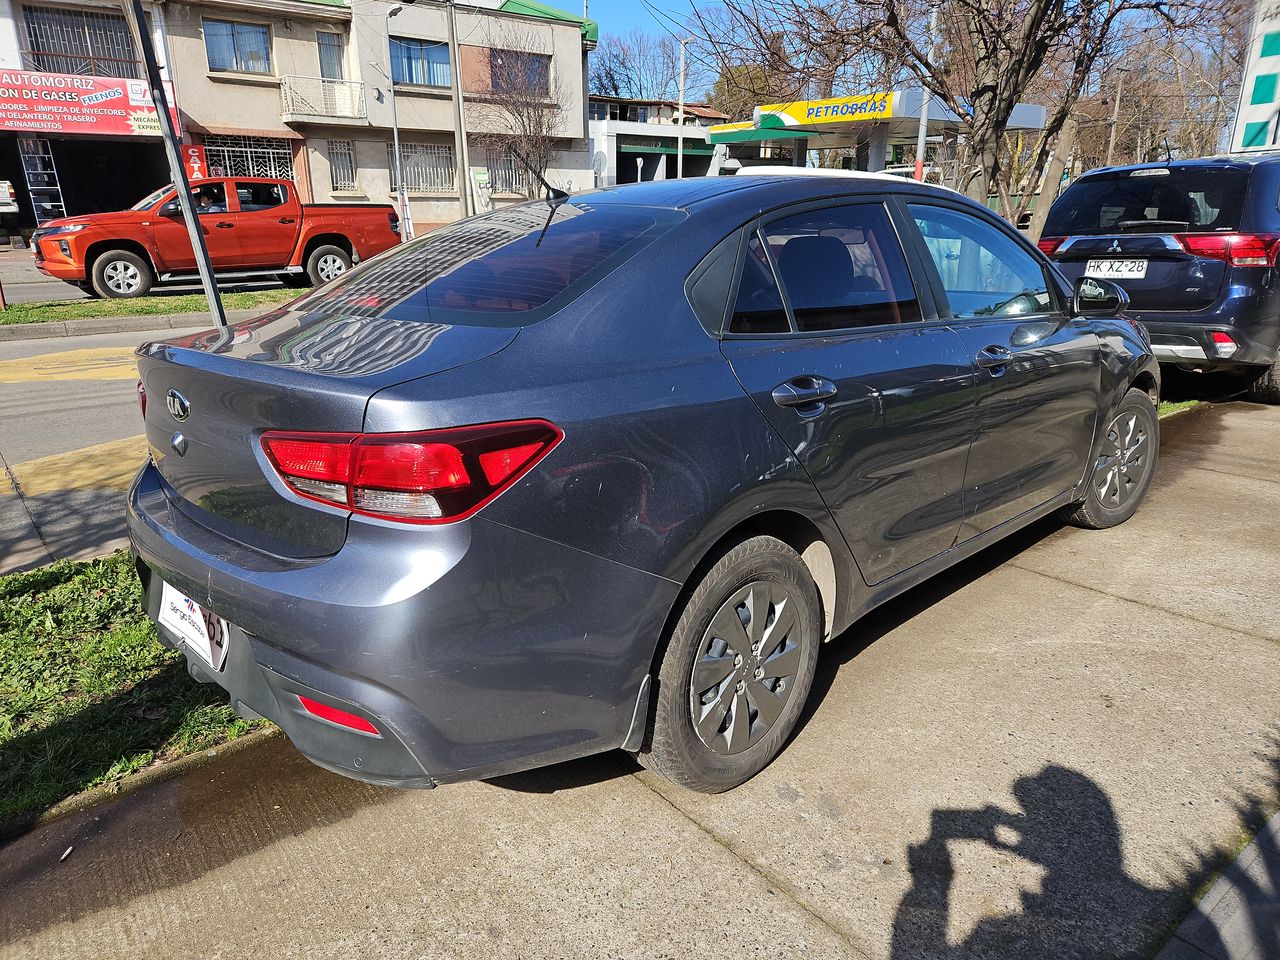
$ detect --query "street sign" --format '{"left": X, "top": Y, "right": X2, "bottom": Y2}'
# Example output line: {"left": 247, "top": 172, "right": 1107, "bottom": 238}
{"left": 1231, "top": 1, "right": 1280, "bottom": 152}
{"left": 183, "top": 144, "right": 207, "bottom": 181}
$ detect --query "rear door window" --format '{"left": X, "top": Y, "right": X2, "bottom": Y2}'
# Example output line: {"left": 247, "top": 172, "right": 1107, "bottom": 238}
{"left": 761, "top": 203, "right": 921, "bottom": 332}
{"left": 292, "top": 201, "right": 683, "bottom": 326}
{"left": 1044, "top": 168, "right": 1249, "bottom": 235}
{"left": 909, "top": 203, "right": 1053, "bottom": 319}
{"left": 728, "top": 233, "right": 790, "bottom": 334}
{"left": 236, "top": 181, "right": 287, "bottom": 211}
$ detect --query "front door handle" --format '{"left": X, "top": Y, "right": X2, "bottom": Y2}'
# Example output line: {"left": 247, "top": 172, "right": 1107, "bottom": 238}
{"left": 278, "top": 217, "right": 296, "bottom": 224}
{"left": 215, "top": 221, "right": 235, "bottom": 229}
{"left": 975, "top": 344, "right": 1014, "bottom": 372}
{"left": 772, "top": 375, "right": 838, "bottom": 411}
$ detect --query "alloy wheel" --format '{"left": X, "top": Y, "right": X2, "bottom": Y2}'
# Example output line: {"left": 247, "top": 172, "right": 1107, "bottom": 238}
{"left": 1092, "top": 411, "right": 1148, "bottom": 509}
{"left": 689, "top": 580, "right": 804, "bottom": 756}
{"left": 104, "top": 260, "right": 141, "bottom": 294}
{"left": 317, "top": 254, "right": 347, "bottom": 282}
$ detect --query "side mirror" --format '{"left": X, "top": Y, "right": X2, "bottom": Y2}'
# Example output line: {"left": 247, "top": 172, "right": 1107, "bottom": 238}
{"left": 160, "top": 200, "right": 181, "bottom": 216}
{"left": 1073, "top": 276, "right": 1129, "bottom": 317}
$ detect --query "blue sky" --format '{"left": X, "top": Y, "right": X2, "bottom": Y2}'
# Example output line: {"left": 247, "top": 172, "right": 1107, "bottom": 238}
{"left": 584, "top": 0, "right": 681, "bottom": 36}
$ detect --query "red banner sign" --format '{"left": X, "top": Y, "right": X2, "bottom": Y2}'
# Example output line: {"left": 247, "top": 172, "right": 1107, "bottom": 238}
{"left": 183, "top": 144, "right": 208, "bottom": 180}
{"left": 0, "top": 70, "right": 179, "bottom": 137}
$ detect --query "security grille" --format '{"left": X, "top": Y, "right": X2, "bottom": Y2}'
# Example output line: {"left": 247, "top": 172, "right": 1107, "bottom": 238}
{"left": 387, "top": 142, "right": 454, "bottom": 193}
{"left": 328, "top": 140, "right": 356, "bottom": 191}
{"left": 487, "top": 150, "right": 527, "bottom": 196}
{"left": 203, "top": 135, "right": 295, "bottom": 180}
{"left": 21, "top": 4, "right": 141, "bottom": 78}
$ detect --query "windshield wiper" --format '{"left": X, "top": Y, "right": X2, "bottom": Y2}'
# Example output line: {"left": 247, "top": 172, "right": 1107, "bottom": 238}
{"left": 509, "top": 147, "right": 569, "bottom": 247}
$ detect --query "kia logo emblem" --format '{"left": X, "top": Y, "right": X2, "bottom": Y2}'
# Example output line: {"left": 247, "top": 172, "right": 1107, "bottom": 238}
{"left": 166, "top": 389, "right": 190, "bottom": 422}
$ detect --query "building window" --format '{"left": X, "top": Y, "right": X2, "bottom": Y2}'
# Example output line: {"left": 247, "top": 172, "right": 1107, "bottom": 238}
{"left": 388, "top": 142, "right": 455, "bottom": 193}
{"left": 21, "top": 4, "right": 141, "bottom": 79}
{"left": 390, "top": 37, "right": 450, "bottom": 87}
{"left": 328, "top": 140, "right": 356, "bottom": 191}
{"left": 203, "top": 135, "right": 294, "bottom": 179}
{"left": 486, "top": 148, "right": 526, "bottom": 196}
{"left": 588, "top": 100, "right": 607, "bottom": 121}
{"left": 489, "top": 49, "right": 549, "bottom": 96}
{"left": 204, "top": 19, "right": 271, "bottom": 75}
{"left": 317, "top": 31, "right": 344, "bottom": 80}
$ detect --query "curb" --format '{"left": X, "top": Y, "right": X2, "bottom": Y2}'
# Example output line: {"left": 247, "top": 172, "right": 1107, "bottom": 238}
{"left": 0, "top": 725, "right": 283, "bottom": 844}
{"left": 0, "top": 308, "right": 265, "bottom": 341}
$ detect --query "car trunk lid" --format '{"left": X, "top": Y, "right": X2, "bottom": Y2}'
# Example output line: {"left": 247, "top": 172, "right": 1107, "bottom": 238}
{"left": 137, "top": 303, "right": 518, "bottom": 559}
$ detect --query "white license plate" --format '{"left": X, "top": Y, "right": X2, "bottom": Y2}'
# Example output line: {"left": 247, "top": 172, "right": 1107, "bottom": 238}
{"left": 1085, "top": 258, "right": 1147, "bottom": 279}
{"left": 158, "top": 581, "right": 229, "bottom": 671}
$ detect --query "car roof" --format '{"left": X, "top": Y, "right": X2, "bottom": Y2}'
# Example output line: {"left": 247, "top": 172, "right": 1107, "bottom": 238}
{"left": 579, "top": 173, "right": 964, "bottom": 211}
{"left": 1079, "top": 153, "right": 1280, "bottom": 178}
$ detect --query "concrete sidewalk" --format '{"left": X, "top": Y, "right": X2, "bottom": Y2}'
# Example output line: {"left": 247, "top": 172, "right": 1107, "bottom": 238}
{"left": 1, "top": 401, "right": 1277, "bottom": 960}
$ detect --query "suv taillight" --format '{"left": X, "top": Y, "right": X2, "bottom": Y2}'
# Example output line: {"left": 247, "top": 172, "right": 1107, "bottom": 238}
{"left": 261, "top": 420, "right": 561, "bottom": 524}
{"left": 1036, "top": 236, "right": 1065, "bottom": 256}
{"left": 1177, "top": 232, "right": 1280, "bottom": 267}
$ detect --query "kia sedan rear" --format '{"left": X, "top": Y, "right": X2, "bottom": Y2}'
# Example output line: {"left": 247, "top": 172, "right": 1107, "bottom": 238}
{"left": 129, "top": 176, "right": 1159, "bottom": 793}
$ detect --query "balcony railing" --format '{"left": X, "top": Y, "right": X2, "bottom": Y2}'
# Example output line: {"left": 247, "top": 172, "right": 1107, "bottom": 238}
{"left": 281, "top": 76, "right": 367, "bottom": 120}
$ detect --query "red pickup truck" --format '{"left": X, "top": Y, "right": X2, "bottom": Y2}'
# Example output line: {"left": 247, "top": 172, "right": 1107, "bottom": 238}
{"left": 32, "top": 177, "right": 401, "bottom": 298}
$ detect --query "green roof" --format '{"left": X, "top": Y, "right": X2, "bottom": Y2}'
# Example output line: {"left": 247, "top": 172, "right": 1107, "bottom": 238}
{"left": 709, "top": 126, "right": 816, "bottom": 145}
{"left": 499, "top": 0, "right": 598, "bottom": 43}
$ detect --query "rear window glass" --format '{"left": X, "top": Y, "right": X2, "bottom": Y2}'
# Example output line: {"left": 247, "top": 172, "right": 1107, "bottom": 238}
{"left": 1044, "top": 168, "right": 1249, "bottom": 236}
{"left": 292, "top": 201, "right": 683, "bottom": 326}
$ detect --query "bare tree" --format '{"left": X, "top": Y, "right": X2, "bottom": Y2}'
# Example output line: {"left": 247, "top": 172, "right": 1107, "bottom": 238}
{"left": 589, "top": 28, "right": 692, "bottom": 101}
{"left": 466, "top": 26, "right": 565, "bottom": 199}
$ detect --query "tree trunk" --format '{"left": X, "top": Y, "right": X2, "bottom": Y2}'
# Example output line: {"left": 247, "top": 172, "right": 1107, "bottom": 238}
{"left": 1027, "top": 117, "right": 1078, "bottom": 241}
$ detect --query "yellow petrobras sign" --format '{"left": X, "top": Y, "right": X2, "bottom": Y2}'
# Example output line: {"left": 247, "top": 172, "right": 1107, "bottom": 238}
{"left": 756, "top": 92, "right": 894, "bottom": 130}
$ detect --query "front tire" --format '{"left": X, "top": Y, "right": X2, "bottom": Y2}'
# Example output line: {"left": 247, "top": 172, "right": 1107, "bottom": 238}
{"left": 1060, "top": 387, "right": 1159, "bottom": 529}
{"left": 305, "top": 245, "right": 351, "bottom": 287}
{"left": 91, "top": 250, "right": 152, "bottom": 299}
{"left": 638, "top": 536, "right": 822, "bottom": 793}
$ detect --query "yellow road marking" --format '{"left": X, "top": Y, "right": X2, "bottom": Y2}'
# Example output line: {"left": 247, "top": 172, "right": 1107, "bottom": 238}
{"left": 0, "top": 346, "right": 138, "bottom": 383}
{"left": 9, "top": 435, "right": 148, "bottom": 496}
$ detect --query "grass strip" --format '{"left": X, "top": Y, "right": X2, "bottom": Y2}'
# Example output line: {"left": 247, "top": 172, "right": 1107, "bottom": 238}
{"left": 0, "top": 288, "right": 297, "bottom": 325}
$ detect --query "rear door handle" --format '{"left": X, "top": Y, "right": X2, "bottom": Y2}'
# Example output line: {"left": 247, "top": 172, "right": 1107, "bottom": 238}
{"left": 772, "top": 375, "right": 838, "bottom": 410}
{"left": 975, "top": 344, "right": 1014, "bottom": 372}
{"left": 215, "top": 221, "right": 235, "bottom": 229}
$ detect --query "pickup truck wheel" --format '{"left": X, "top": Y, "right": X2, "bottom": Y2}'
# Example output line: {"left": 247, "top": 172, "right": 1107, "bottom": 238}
{"left": 306, "top": 245, "right": 351, "bottom": 286}
{"left": 92, "top": 250, "right": 152, "bottom": 299}
{"left": 1059, "top": 388, "right": 1159, "bottom": 530}
{"left": 1245, "top": 356, "right": 1280, "bottom": 404}
{"left": 637, "top": 535, "right": 822, "bottom": 793}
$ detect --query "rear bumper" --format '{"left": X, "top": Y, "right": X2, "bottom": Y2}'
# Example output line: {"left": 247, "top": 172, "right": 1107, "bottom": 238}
{"left": 1136, "top": 294, "right": 1280, "bottom": 369}
{"left": 127, "top": 460, "right": 678, "bottom": 787}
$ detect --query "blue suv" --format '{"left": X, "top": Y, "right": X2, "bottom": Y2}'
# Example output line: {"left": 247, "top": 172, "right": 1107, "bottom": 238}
{"left": 1040, "top": 153, "right": 1280, "bottom": 402}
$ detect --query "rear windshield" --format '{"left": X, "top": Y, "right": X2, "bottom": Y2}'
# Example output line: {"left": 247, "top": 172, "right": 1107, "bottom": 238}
{"left": 1044, "top": 167, "right": 1250, "bottom": 236}
{"left": 292, "top": 200, "right": 683, "bottom": 327}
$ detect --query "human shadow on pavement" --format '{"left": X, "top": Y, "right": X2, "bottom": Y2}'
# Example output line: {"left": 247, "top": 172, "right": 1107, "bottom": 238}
{"left": 888, "top": 754, "right": 1279, "bottom": 960}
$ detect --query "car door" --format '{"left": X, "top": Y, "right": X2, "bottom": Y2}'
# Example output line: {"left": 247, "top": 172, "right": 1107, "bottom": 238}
{"left": 720, "top": 198, "right": 977, "bottom": 586}
{"left": 902, "top": 199, "right": 1102, "bottom": 541}
{"left": 230, "top": 181, "right": 300, "bottom": 267}
{"left": 147, "top": 180, "right": 242, "bottom": 273}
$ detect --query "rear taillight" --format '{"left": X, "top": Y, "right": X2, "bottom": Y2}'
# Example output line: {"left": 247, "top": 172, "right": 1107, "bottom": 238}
{"left": 1176, "top": 232, "right": 1280, "bottom": 267}
{"left": 137, "top": 380, "right": 146, "bottom": 418}
{"left": 261, "top": 420, "right": 561, "bottom": 524}
{"left": 5, "top": 184, "right": 14, "bottom": 201}
{"left": 1036, "top": 236, "right": 1065, "bottom": 256}
{"left": 1210, "top": 331, "right": 1239, "bottom": 357}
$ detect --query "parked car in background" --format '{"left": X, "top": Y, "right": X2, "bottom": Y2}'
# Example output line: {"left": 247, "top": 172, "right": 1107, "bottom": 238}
{"left": 32, "top": 177, "right": 400, "bottom": 298}
{"left": 0, "top": 181, "right": 19, "bottom": 216}
{"left": 1039, "top": 154, "right": 1280, "bottom": 402}
{"left": 128, "top": 175, "right": 1159, "bottom": 794}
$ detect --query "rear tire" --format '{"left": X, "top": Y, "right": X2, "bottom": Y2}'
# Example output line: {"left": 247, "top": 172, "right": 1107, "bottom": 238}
{"left": 91, "top": 250, "right": 152, "bottom": 299}
{"left": 305, "top": 245, "right": 351, "bottom": 287}
{"left": 1245, "top": 356, "right": 1280, "bottom": 404}
{"left": 1060, "top": 387, "right": 1159, "bottom": 530}
{"left": 637, "top": 536, "right": 822, "bottom": 793}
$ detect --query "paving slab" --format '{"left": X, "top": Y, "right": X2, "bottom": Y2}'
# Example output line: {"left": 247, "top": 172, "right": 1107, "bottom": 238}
{"left": 1163, "top": 838, "right": 1280, "bottom": 960}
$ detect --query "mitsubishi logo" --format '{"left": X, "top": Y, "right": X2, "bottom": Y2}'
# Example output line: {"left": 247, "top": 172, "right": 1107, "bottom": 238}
{"left": 1108, "top": 239, "right": 1123, "bottom": 254}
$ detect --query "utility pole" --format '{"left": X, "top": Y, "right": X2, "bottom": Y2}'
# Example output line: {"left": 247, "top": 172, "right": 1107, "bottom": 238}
{"left": 676, "top": 37, "right": 692, "bottom": 178}
{"left": 121, "top": 0, "right": 226, "bottom": 327}
{"left": 1106, "top": 68, "right": 1129, "bottom": 166}
{"left": 914, "top": 0, "right": 941, "bottom": 181}
{"left": 444, "top": 0, "right": 473, "bottom": 216}
{"left": 386, "top": 4, "right": 413, "bottom": 240}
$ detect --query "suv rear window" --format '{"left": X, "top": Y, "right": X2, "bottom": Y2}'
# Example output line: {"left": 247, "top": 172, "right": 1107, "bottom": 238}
{"left": 1044, "top": 168, "right": 1250, "bottom": 235}
{"left": 295, "top": 201, "right": 683, "bottom": 327}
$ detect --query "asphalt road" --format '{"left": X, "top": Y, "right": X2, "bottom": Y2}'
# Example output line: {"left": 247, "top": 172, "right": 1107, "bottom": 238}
{"left": 1, "top": 400, "right": 1278, "bottom": 959}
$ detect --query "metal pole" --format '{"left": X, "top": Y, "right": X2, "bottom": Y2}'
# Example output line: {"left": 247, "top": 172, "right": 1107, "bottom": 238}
{"left": 676, "top": 38, "right": 687, "bottom": 178}
{"left": 122, "top": 0, "right": 226, "bottom": 326}
{"left": 445, "top": 1, "right": 473, "bottom": 216}
{"left": 386, "top": 7, "right": 412, "bottom": 240}
{"left": 1106, "top": 69, "right": 1127, "bottom": 166}
{"left": 914, "top": 2, "right": 940, "bottom": 181}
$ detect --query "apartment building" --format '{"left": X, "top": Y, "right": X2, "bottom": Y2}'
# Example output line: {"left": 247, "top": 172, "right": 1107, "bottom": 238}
{"left": 0, "top": 0, "right": 594, "bottom": 233}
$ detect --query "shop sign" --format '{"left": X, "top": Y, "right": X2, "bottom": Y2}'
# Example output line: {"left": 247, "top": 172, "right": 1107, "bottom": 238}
{"left": 184, "top": 144, "right": 208, "bottom": 180}
{"left": 756, "top": 92, "right": 894, "bottom": 130}
{"left": 0, "top": 70, "right": 179, "bottom": 137}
